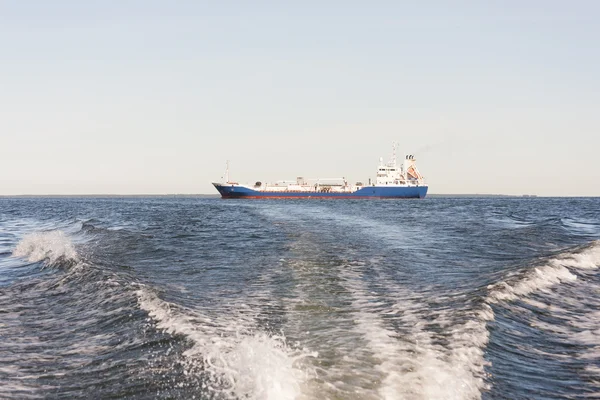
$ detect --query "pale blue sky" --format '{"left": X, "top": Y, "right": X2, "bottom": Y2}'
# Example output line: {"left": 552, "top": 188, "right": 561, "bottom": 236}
{"left": 1, "top": 1, "right": 599, "bottom": 195}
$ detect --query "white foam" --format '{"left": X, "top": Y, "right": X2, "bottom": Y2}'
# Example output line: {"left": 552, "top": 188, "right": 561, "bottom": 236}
{"left": 341, "top": 268, "right": 489, "bottom": 400}
{"left": 12, "top": 231, "right": 78, "bottom": 266}
{"left": 487, "top": 242, "right": 600, "bottom": 304}
{"left": 550, "top": 243, "right": 600, "bottom": 270}
{"left": 136, "top": 289, "right": 314, "bottom": 400}
{"left": 487, "top": 265, "right": 577, "bottom": 303}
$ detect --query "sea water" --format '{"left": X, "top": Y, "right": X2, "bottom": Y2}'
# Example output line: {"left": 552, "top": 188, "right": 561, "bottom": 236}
{"left": 1, "top": 196, "right": 599, "bottom": 399}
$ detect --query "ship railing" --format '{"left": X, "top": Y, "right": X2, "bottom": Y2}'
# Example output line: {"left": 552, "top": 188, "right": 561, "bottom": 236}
{"left": 398, "top": 180, "right": 426, "bottom": 186}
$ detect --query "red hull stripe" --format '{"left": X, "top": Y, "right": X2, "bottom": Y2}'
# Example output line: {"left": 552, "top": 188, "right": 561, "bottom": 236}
{"left": 220, "top": 196, "right": 422, "bottom": 199}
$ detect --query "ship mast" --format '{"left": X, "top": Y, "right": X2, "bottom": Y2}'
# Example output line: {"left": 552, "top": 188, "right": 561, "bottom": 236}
{"left": 225, "top": 160, "right": 230, "bottom": 183}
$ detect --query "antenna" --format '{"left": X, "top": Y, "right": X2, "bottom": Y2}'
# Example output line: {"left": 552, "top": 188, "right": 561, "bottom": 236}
{"left": 225, "top": 160, "right": 230, "bottom": 183}
{"left": 391, "top": 141, "right": 397, "bottom": 166}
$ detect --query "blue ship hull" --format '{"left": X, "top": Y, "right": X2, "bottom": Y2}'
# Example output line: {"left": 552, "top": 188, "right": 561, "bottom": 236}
{"left": 213, "top": 184, "right": 428, "bottom": 199}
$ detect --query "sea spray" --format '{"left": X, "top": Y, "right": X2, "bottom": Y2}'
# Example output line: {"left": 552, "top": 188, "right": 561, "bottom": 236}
{"left": 136, "top": 288, "right": 316, "bottom": 400}
{"left": 13, "top": 231, "right": 79, "bottom": 266}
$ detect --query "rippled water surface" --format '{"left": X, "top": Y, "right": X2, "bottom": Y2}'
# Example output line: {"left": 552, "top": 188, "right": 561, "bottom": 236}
{"left": 1, "top": 196, "right": 600, "bottom": 399}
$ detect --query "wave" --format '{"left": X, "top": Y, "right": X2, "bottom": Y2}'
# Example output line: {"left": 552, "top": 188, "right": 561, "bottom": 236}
{"left": 477, "top": 241, "right": 600, "bottom": 396}
{"left": 136, "top": 288, "right": 316, "bottom": 400}
{"left": 561, "top": 217, "right": 600, "bottom": 236}
{"left": 0, "top": 234, "right": 146, "bottom": 399}
{"left": 12, "top": 231, "right": 79, "bottom": 267}
{"left": 487, "top": 241, "right": 600, "bottom": 304}
{"left": 370, "top": 241, "right": 600, "bottom": 398}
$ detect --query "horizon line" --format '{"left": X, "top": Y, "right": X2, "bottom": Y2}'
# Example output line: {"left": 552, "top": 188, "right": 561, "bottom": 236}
{"left": 1, "top": 194, "right": 597, "bottom": 198}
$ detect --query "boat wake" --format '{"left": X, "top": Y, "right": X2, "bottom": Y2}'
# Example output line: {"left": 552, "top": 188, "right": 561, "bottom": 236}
{"left": 254, "top": 206, "right": 600, "bottom": 399}
{"left": 331, "top": 259, "right": 491, "bottom": 400}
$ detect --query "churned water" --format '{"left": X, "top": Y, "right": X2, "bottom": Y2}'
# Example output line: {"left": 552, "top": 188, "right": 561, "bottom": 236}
{"left": 1, "top": 196, "right": 599, "bottom": 399}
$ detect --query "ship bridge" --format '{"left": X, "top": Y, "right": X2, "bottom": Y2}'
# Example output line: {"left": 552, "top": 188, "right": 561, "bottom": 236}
{"left": 375, "top": 144, "right": 425, "bottom": 186}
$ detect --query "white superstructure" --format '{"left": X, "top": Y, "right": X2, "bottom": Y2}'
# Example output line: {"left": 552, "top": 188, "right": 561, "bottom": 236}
{"left": 376, "top": 143, "right": 425, "bottom": 186}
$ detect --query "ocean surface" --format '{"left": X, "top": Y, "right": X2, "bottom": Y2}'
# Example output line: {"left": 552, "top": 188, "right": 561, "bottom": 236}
{"left": 1, "top": 197, "right": 599, "bottom": 400}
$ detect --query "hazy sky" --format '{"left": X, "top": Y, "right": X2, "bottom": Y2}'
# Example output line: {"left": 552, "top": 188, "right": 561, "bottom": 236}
{"left": 1, "top": 1, "right": 599, "bottom": 195}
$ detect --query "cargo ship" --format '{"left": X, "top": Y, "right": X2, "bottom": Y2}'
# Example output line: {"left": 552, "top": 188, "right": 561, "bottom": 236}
{"left": 212, "top": 145, "right": 427, "bottom": 199}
